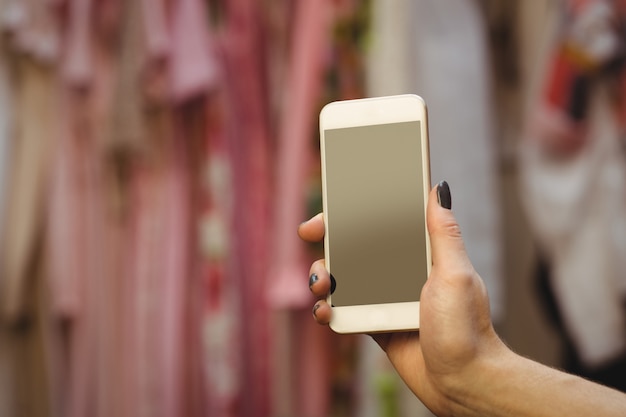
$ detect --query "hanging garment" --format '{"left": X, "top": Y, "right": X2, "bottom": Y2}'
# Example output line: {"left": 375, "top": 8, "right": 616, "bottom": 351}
{"left": 521, "top": 0, "right": 626, "bottom": 369}
{"left": 268, "top": 2, "right": 345, "bottom": 416}
{"left": 46, "top": 121, "right": 84, "bottom": 417}
{"left": 111, "top": 2, "right": 209, "bottom": 413}
{"left": 1, "top": 58, "right": 56, "bottom": 321}
{"left": 139, "top": 0, "right": 169, "bottom": 103}
{"left": 169, "top": 0, "right": 219, "bottom": 102}
{"left": 106, "top": 0, "right": 147, "bottom": 152}
{"left": 268, "top": 0, "right": 331, "bottom": 310}
{"left": 158, "top": 119, "right": 193, "bottom": 417}
{"left": 55, "top": 2, "right": 124, "bottom": 415}
{"left": 167, "top": 2, "right": 231, "bottom": 415}
{"left": 220, "top": 1, "right": 273, "bottom": 415}
{"left": 63, "top": 0, "right": 93, "bottom": 88}
{"left": 201, "top": 98, "right": 242, "bottom": 417}
{"left": 125, "top": 155, "right": 167, "bottom": 417}
{"left": 127, "top": 141, "right": 190, "bottom": 417}
{"left": 47, "top": 1, "right": 217, "bottom": 415}
{"left": 529, "top": 0, "right": 626, "bottom": 155}
{"left": 521, "top": 85, "right": 626, "bottom": 368}
{"left": 46, "top": 105, "right": 114, "bottom": 417}
{"left": 4, "top": 262, "right": 52, "bottom": 417}
{"left": 140, "top": 0, "right": 169, "bottom": 61}
{"left": 46, "top": 3, "right": 127, "bottom": 416}
{"left": 365, "top": 0, "right": 414, "bottom": 98}
{"left": 0, "top": 14, "right": 54, "bottom": 416}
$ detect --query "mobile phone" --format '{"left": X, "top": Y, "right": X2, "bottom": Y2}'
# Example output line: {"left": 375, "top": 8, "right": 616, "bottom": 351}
{"left": 319, "top": 94, "right": 431, "bottom": 334}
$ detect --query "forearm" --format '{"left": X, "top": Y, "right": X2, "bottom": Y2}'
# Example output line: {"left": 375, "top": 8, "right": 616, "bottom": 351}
{"left": 451, "top": 348, "right": 626, "bottom": 417}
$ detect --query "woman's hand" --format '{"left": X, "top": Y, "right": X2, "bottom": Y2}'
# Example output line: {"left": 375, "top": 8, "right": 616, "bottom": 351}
{"left": 298, "top": 182, "right": 509, "bottom": 416}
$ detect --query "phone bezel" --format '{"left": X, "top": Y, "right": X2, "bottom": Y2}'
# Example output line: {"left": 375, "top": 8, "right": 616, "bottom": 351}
{"left": 319, "top": 94, "right": 432, "bottom": 334}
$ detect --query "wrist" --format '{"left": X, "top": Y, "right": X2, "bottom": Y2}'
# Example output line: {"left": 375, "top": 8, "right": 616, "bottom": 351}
{"left": 443, "top": 335, "right": 517, "bottom": 417}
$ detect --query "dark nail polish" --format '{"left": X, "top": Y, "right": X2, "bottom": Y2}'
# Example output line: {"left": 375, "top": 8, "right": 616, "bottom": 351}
{"left": 309, "top": 273, "right": 319, "bottom": 288}
{"left": 312, "top": 303, "right": 321, "bottom": 317}
{"left": 330, "top": 273, "right": 336, "bottom": 294}
{"left": 437, "top": 180, "right": 452, "bottom": 210}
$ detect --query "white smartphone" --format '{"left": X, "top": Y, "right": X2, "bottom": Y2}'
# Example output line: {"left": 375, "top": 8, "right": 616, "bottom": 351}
{"left": 319, "top": 94, "right": 432, "bottom": 334}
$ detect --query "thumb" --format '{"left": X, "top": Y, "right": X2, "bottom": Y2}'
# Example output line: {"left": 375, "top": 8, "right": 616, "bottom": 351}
{"left": 427, "top": 181, "right": 473, "bottom": 273}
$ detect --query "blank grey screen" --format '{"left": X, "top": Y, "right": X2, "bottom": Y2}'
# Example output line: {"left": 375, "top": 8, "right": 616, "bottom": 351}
{"left": 324, "top": 121, "right": 428, "bottom": 306}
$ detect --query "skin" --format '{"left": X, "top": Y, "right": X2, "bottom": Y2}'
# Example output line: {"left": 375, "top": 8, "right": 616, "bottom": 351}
{"left": 298, "top": 185, "right": 626, "bottom": 417}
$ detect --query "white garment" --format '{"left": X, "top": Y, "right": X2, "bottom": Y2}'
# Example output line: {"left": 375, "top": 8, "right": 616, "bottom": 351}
{"left": 520, "top": 87, "right": 626, "bottom": 367}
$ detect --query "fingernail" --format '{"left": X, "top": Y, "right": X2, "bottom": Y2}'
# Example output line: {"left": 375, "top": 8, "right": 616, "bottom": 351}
{"left": 312, "top": 303, "right": 321, "bottom": 317}
{"left": 437, "top": 180, "right": 452, "bottom": 210}
{"left": 309, "top": 273, "right": 319, "bottom": 288}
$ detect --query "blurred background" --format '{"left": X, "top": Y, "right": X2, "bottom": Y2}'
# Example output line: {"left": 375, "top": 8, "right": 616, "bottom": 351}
{"left": 0, "top": 0, "right": 625, "bottom": 416}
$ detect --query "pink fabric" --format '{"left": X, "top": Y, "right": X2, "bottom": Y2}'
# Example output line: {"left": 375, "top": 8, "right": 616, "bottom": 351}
{"left": 266, "top": 2, "right": 334, "bottom": 416}
{"left": 220, "top": 0, "right": 273, "bottom": 414}
{"left": 80, "top": 139, "right": 109, "bottom": 417}
{"left": 295, "top": 312, "right": 331, "bottom": 417}
{"left": 126, "top": 161, "right": 160, "bottom": 417}
{"left": 46, "top": 3, "right": 101, "bottom": 408}
{"left": 169, "top": 0, "right": 219, "bottom": 102}
{"left": 2, "top": 1, "right": 343, "bottom": 415}
{"left": 121, "top": 133, "right": 192, "bottom": 417}
{"left": 49, "top": 8, "right": 121, "bottom": 416}
{"left": 47, "top": 131, "right": 102, "bottom": 417}
{"left": 140, "top": 0, "right": 169, "bottom": 61}
{"left": 63, "top": 0, "right": 93, "bottom": 87}
{"left": 44, "top": 103, "right": 78, "bottom": 417}
{"left": 201, "top": 100, "right": 242, "bottom": 417}
{"left": 159, "top": 134, "right": 190, "bottom": 417}
{"left": 268, "top": 0, "right": 332, "bottom": 309}
{"left": 46, "top": 110, "right": 82, "bottom": 321}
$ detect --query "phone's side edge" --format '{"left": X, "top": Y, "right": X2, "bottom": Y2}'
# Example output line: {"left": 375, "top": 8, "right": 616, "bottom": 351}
{"left": 319, "top": 104, "right": 333, "bottom": 313}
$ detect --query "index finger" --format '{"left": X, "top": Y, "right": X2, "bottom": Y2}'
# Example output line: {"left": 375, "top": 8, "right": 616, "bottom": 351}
{"left": 297, "top": 213, "right": 325, "bottom": 242}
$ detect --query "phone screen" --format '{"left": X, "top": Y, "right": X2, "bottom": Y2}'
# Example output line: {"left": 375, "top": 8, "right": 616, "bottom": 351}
{"left": 324, "top": 121, "right": 428, "bottom": 307}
